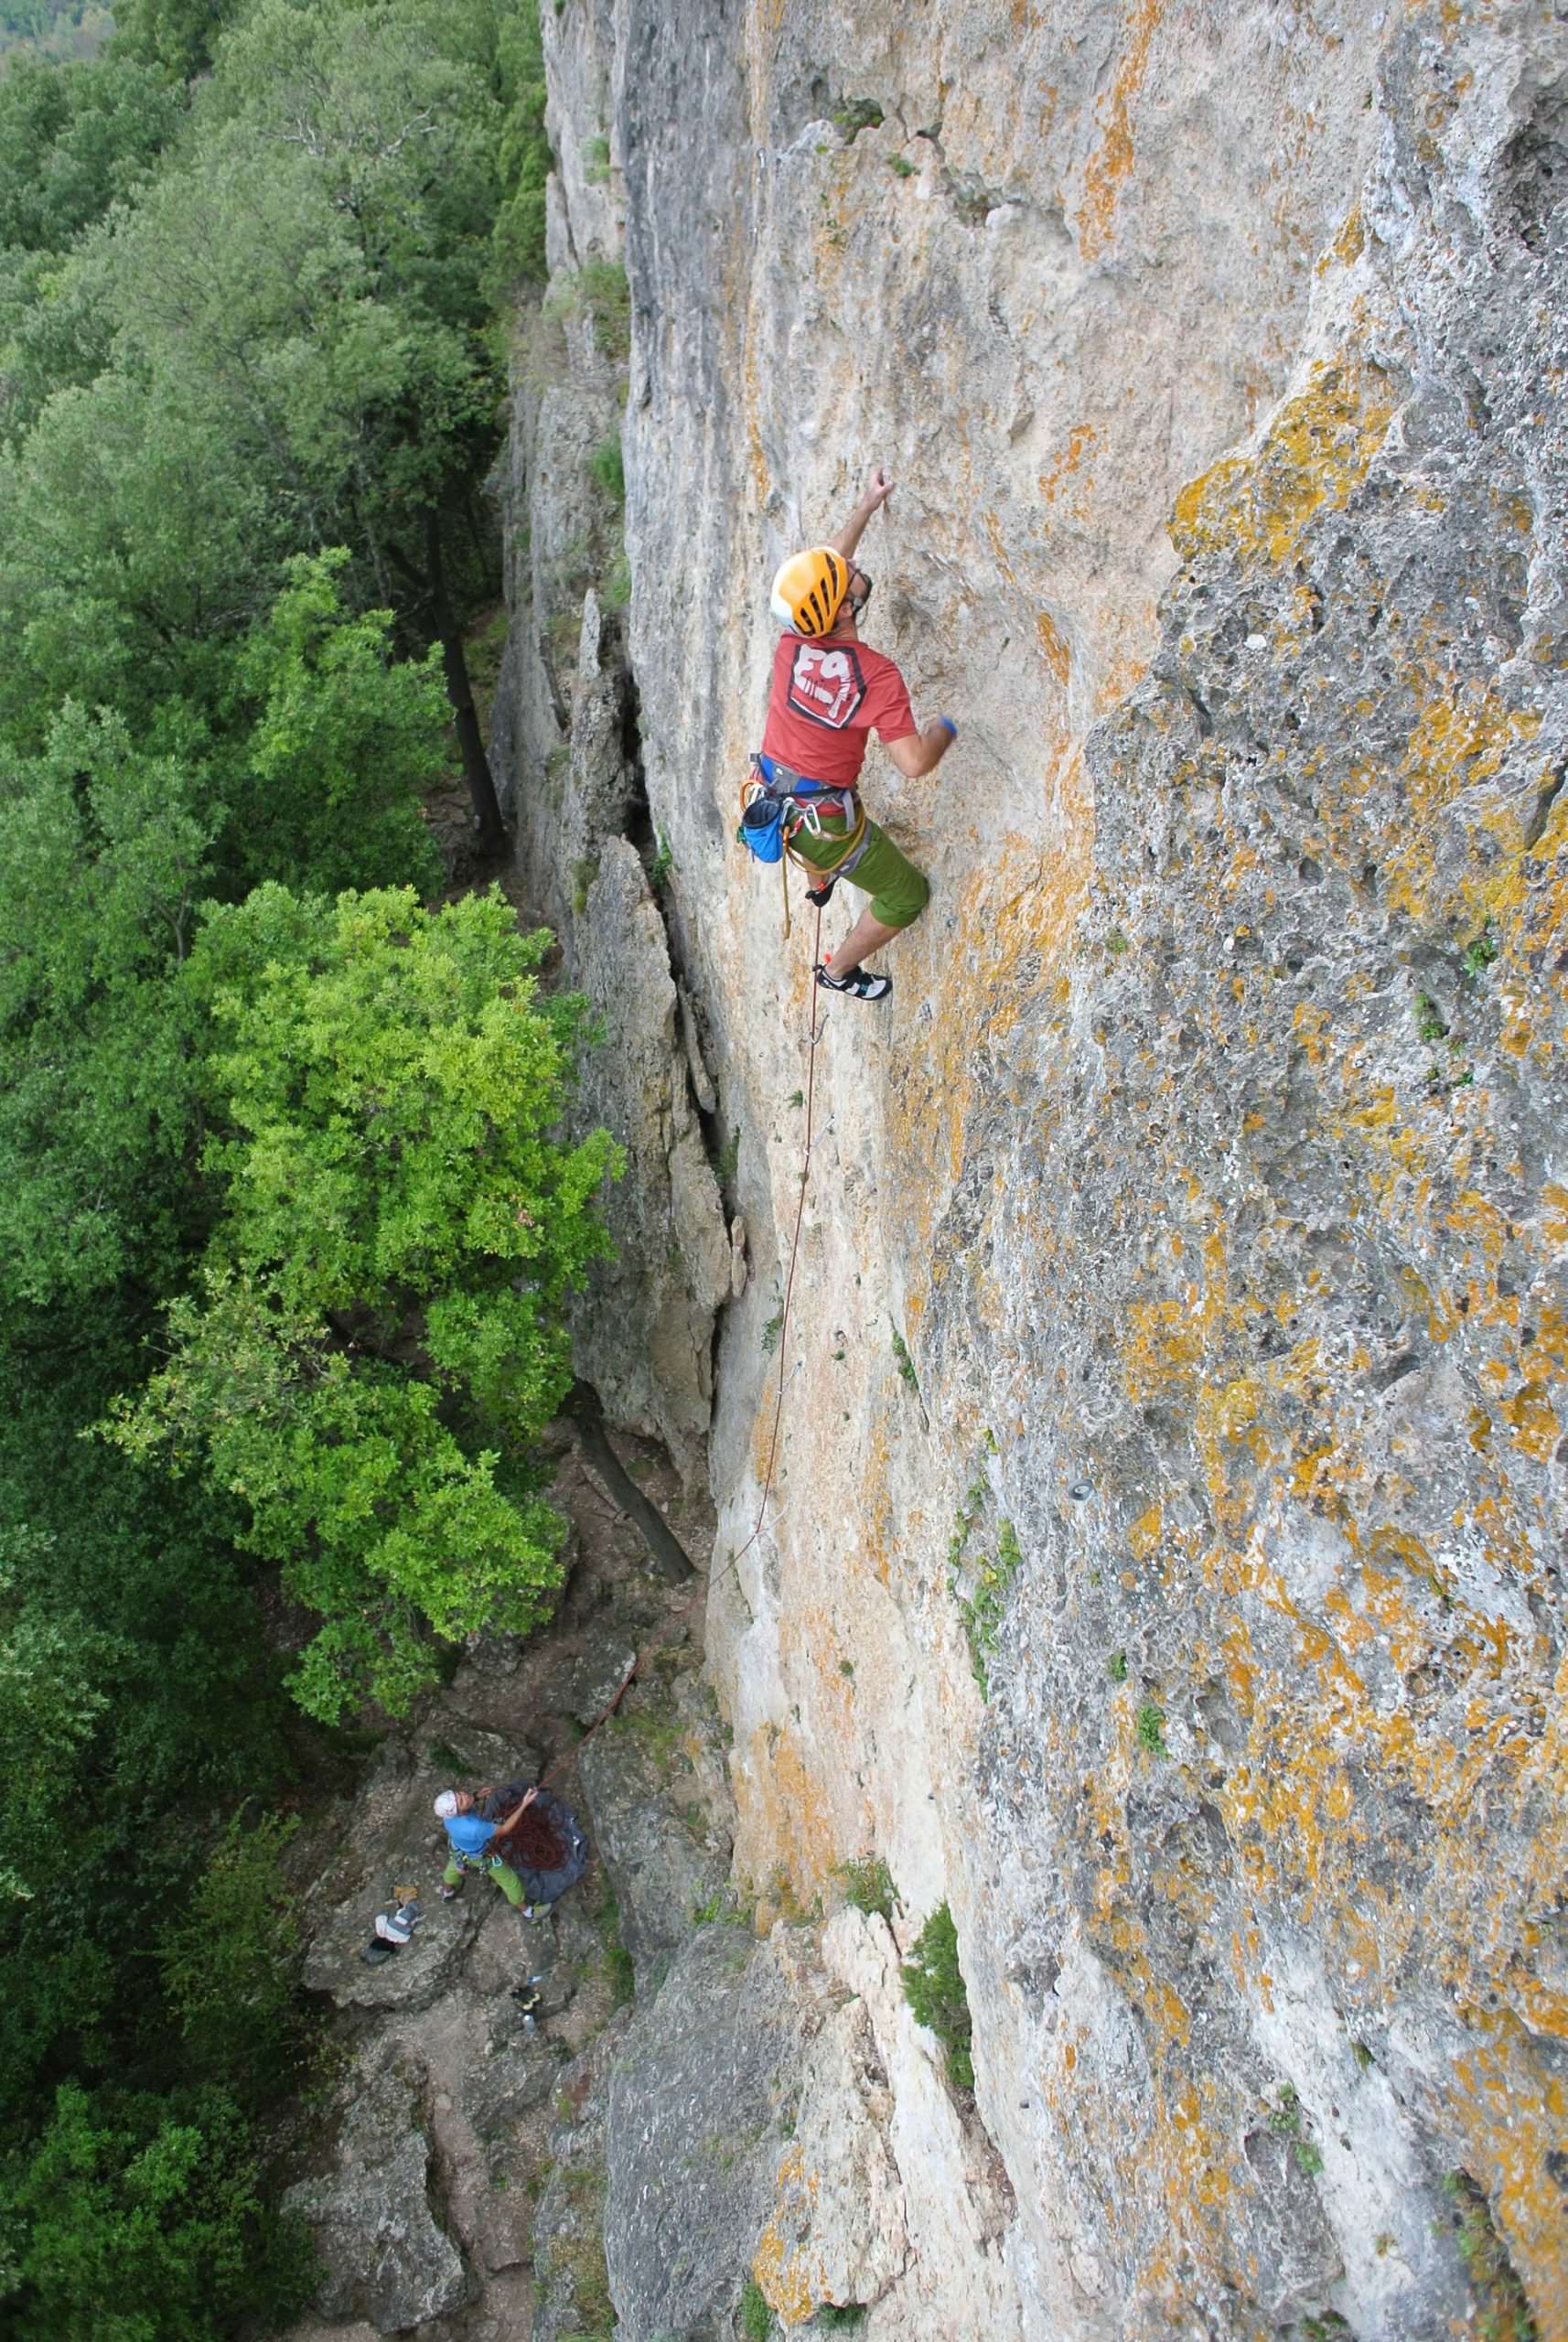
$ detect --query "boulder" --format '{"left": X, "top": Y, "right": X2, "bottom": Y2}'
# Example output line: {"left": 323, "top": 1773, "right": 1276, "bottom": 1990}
{"left": 603, "top": 1926, "right": 832, "bottom": 2340}
{"left": 283, "top": 2049, "right": 470, "bottom": 2334}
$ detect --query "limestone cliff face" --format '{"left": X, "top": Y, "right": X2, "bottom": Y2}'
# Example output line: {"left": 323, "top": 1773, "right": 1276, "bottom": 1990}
{"left": 499, "top": 3, "right": 1568, "bottom": 2336}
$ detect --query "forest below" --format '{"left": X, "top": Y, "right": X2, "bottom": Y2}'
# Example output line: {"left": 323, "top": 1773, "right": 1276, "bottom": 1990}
{"left": 0, "top": 3, "right": 610, "bottom": 2331}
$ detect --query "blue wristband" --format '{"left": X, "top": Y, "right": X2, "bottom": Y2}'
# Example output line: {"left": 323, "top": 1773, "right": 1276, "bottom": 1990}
{"left": 939, "top": 715, "right": 957, "bottom": 739}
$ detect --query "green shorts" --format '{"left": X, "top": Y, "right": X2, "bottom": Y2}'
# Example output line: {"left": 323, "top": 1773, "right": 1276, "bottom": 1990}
{"left": 445, "top": 1851, "right": 523, "bottom": 1907}
{"left": 790, "top": 812, "right": 930, "bottom": 930}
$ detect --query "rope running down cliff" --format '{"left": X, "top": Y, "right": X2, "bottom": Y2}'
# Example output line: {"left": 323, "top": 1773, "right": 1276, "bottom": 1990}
{"left": 546, "top": 904, "right": 827, "bottom": 1783}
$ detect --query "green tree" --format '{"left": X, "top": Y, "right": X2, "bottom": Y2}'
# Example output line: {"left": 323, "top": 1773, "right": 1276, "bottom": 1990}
{"left": 0, "top": 364, "right": 282, "bottom": 745}
{"left": 489, "top": 0, "right": 551, "bottom": 292}
{"left": 219, "top": 548, "right": 446, "bottom": 899}
{"left": 109, "top": 886, "right": 621, "bottom": 1720}
{"left": 111, "top": 0, "right": 245, "bottom": 80}
{"left": 0, "top": 1326, "right": 287, "bottom": 2103}
{"left": 0, "top": 1528, "right": 121, "bottom": 1904}
{"left": 111, "top": 0, "right": 511, "bottom": 842}
{"left": 0, "top": 703, "right": 210, "bottom": 1310}
{"left": 0, "top": 49, "right": 180, "bottom": 255}
{"left": 157, "top": 1813, "right": 305, "bottom": 2100}
{"left": 0, "top": 2081, "right": 313, "bottom": 2341}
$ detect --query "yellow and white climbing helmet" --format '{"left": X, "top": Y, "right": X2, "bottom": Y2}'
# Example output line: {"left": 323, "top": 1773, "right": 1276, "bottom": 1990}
{"left": 770, "top": 546, "right": 849, "bottom": 638}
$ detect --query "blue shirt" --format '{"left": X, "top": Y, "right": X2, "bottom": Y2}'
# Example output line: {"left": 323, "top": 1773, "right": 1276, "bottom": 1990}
{"left": 443, "top": 1812, "right": 496, "bottom": 1857}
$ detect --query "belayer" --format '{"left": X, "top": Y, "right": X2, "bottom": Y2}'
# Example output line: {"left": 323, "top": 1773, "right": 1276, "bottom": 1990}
{"left": 745, "top": 465, "right": 958, "bottom": 1004}
{"left": 434, "top": 1780, "right": 588, "bottom": 1923}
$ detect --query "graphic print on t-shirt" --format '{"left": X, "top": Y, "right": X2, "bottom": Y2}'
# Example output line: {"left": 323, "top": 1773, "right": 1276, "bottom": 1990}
{"left": 786, "top": 640, "right": 866, "bottom": 730}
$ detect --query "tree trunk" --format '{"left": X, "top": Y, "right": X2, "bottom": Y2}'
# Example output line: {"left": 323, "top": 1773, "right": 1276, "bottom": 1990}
{"left": 566, "top": 1380, "right": 695, "bottom": 1585}
{"left": 424, "top": 505, "right": 507, "bottom": 852}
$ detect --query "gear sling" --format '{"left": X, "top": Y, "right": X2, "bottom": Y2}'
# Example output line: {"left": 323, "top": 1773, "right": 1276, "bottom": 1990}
{"left": 738, "top": 753, "right": 870, "bottom": 937}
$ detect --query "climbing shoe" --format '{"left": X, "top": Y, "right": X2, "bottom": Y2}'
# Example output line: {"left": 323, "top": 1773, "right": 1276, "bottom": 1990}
{"left": 804, "top": 876, "right": 836, "bottom": 908}
{"left": 438, "top": 1881, "right": 463, "bottom": 1901}
{"left": 815, "top": 962, "right": 892, "bottom": 1003}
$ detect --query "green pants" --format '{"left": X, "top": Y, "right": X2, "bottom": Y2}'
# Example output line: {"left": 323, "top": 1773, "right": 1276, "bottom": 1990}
{"left": 790, "top": 812, "right": 929, "bottom": 930}
{"left": 444, "top": 1851, "right": 523, "bottom": 1907}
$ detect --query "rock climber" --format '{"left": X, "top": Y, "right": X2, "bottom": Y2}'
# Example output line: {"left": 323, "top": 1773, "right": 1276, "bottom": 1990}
{"left": 757, "top": 465, "right": 958, "bottom": 1004}
{"left": 434, "top": 1781, "right": 588, "bottom": 1921}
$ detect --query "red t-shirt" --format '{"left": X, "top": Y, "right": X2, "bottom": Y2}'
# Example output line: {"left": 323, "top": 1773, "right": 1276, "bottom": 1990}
{"left": 760, "top": 632, "right": 917, "bottom": 787}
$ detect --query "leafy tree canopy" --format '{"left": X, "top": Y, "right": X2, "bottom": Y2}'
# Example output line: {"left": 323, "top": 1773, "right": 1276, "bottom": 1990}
{"left": 0, "top": 48, "right": 180, "bottom": 254}
{"left": 0, "top": 702, "right": 210, "bottom": 1310}
{"left": 0, "top": 2079, "right": 313, "bottom": 2340}
{"left": 108, "top": 886, "right": 621, "bottom": 1720}
{"left": 216, "top": 548, "right": 446, "bottom": 900}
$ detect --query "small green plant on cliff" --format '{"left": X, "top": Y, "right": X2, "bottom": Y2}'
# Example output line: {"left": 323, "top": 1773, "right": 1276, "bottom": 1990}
{"left": 594, "top": 1875, "right": 634, "bottom": 2006}
{"left": 1106, "top": 928, "right": 1130, "bottom": 955}
{"left": 761, "top": 1308, "right": 783, "bottom": 1357}
{"left": 1462, "top": 921, "right": 1499, "bottom": 978}
{"left": 588, "top": 432, "right": 625, "bottom": 509}
{"left": 889, "top": 1323, "right": 919, "bottom": 1391}
{"left": 832, "top": 97, "right": 885, "bottom": 136}
{"left": 887, "top": 154, "right": 917, "bottom": 178}
{"left": 900, "top": 1902, "right": 974, "bottom": 2092}
{"left": 957, "top": 1519, "right": 1025, "bottom": 1697}
{"left": 579, "top": 257, "right": 630, "bottom": 362}
{"left": 715, "top": 1124, "right": 741, "bottom": 1189}
{"left": 1444, "top": 2172, "right": 1537, "bottom": 2342}
{"left": 740, "top": 2276, "right": 774, "bottom": 2338}
{"left": 1135, "top": 1702, "right": 1167, "bottom": 1756}
{"left": 834, "top": 1856, "right": 897, "bottom": 1923}
{"left": 1414, "top": 991, "right": 1449, "bottom": 1043}
{"left": 582, "top": 132, "right": 611, "bottom": 184}
{"left": 1107, "top": 1649, "right": 1128, "bottom": 1684}
{"left": 1269, "top": 2083, "right": 1325, "bottom": 2178}
{"left": 816, "top": 2308, "right": 868, "bottom": 2331}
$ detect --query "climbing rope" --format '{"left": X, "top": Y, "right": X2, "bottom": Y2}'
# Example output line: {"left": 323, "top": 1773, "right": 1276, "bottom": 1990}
{"left": 544, "top": 903, "right": 827, "bottom": 1782}
{"left": 728, "top": 897, "right": 826, "bottom": 1572}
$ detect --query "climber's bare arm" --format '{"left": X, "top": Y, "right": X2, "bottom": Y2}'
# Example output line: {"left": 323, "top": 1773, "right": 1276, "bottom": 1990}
{"left": 830, "top": 466, "right": 895, "bottom": 562}
{"left": 886, "top": 718, "right": 956, "bottom": 780}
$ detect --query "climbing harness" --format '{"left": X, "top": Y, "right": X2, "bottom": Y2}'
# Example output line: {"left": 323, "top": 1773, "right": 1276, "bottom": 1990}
{"left": 738, "top": 754, "right": 870, "bottom": 939}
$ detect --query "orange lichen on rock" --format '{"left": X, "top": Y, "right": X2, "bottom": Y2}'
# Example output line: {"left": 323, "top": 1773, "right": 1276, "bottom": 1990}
{"left": 1079, "top": 0, "right": 1163, "bottom": 263}
{"left": 752, "top": 2150, "right": 827, "bottom": 2327}
{"left": 1172, "top": 357, "right": 1396, "bottom": 570}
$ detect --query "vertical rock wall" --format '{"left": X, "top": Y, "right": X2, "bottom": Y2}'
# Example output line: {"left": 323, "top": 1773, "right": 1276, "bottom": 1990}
{"left": 503, "top": 2, "right": 1568, "bottom": 2335}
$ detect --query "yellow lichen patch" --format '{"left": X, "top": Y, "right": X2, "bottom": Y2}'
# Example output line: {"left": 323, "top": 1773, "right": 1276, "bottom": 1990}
{"left": 1383, "top": 682, "right": 1544, "bottom": 922}
{"left": 1038, "top": 420, "right": 1097, "bottom": 504}
{"left": 1498, "top": 1377, "right": 1560, "bottom": 1461}
{"left": 1129, "top": 1502, "right": 1163, "bottom": 1561}
{"left": 1171, "top": 357, "right": 1395, "bottom": 570}
{"left": 1328, "top": 200, "right": 1365, "bottom": 269}
{"left": 1451, "top": 2024, "right": 1568, "bottom": 2337}
{"left": 737, "top": 1723, "right": 840, "bottom": 1905}
{"left": 1079, "top": 0, "right": 1163, "bottom": 263}
{"left": 1095, "top": 647, "right": 1150, "bottom": 711}
{"left": 752, "top": 2152, "right": 826, "bottom": 2328}
{"left": 1036, "top": 607, "right": 1070, "bottom": 687}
